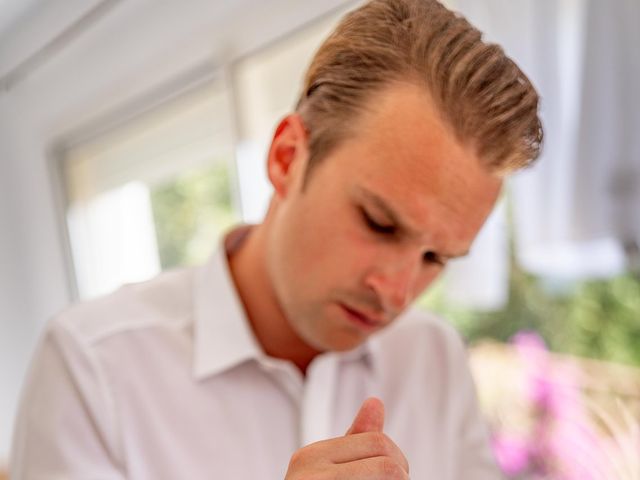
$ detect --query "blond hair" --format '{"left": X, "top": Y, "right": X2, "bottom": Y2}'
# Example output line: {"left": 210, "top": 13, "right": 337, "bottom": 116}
{"left": 296, "top": 0, "right": 543, "bottom": 176}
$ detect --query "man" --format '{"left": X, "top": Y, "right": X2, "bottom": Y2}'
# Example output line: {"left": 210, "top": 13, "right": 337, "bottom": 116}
{"left": 11, "top": 0, "right": 542, "bottom": 478}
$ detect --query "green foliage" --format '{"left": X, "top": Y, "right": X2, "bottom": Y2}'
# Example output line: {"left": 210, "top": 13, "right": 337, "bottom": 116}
{"left": 150, "top": 161, "right": 237, "bottom": 270}
{"left": 420, "top": 261, "right": 640, "bottom": 368}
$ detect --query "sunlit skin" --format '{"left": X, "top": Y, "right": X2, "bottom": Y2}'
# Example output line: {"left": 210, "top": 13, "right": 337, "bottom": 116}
{"left": 229, "top": 82, "right": 503, "bottom": 375}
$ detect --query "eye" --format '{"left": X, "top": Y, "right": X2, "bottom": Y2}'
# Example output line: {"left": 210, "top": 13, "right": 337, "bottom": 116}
{"left": 361, "top": 209, "right": 396, "bottom": 235}
{"left": 423, "top": 250, "right": 445, "bottom": 266}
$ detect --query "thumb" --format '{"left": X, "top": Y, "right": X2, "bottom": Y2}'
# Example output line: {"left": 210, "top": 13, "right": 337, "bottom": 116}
{"left": 346, "top": 397, "right": 385, "bottom": 435}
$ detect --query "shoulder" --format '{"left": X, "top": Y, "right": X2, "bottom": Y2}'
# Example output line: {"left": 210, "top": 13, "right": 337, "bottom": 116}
{"left": 370, "top": 307, "right": 469, "bottom": 375}
{"left": 377, "top": 307, "right": 466, "bottom": 354}
{"left": 50, "top": 266, "right": 196, "bottom": 348}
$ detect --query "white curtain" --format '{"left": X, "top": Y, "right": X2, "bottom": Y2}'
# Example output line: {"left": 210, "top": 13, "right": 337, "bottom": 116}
{"left": 569, "top": 0, "right": 640, "bottom": 273}
{"left": 443, "top": 0, "right": 639, "bottom": 309}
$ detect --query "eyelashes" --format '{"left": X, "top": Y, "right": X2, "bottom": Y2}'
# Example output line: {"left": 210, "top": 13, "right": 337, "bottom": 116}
{"left": 361, "top": 209, "right": 396, "bottom": 235}
{"left": 360, "top": 207, "right": 445, "bottom": 266}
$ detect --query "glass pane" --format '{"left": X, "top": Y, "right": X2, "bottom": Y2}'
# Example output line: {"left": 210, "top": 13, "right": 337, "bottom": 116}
{"left": 61, "top": 76, "right": 238, "bottom": 299}
{"left": 67, "top": 181, "right": 161, "bottom": 299}
{"left": 150, "top": 162, "right": 237, "bottom": 270}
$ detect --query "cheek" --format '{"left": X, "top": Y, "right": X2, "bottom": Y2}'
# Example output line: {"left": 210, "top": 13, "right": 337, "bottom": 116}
{"left": 301, "top": 225, "right": 377, "bottom": 289}
{"left": 412, "top": 268, "right": 442, "bottom": 298}
{"left": 285, "top": 194, "right": 381, "bottom": 286}
{"left": 336, "top": 230, "right": 383, "bottom": 283}
{"left": 276, "top": 216, "right": 345, "bottom": 290}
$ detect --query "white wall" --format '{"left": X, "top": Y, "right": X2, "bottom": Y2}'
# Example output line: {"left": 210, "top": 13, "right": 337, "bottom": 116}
{"left": 0, "top": 0, "right": 353, "bottom": 462}
{"left": 0, "top": 94, "right": 37, "bottom": 466}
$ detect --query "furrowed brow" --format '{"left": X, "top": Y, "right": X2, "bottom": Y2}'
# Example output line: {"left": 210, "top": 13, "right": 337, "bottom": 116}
{"left": 357, "top": 188, "right": 411, "bottom": 232}
{"left": 356, "top": 187, "right": 470, "bottom": 259}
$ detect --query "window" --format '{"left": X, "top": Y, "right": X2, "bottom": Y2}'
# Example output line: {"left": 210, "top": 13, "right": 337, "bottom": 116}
{"left": 60, "top": 75, "right": 239, "bottom": 299}
{"left": 232, "top": 7, "right": 351, "bottom": 222}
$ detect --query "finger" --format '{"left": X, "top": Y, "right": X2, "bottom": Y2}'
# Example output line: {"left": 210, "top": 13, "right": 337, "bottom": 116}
{"left": 346, "top": 397, "right": 385, "bottom": 435}
{"left": 332, "top": 455, "right": 410, "bottom": 480}
{"left": 304, "top": 432, "right": 409, "bottom": 474}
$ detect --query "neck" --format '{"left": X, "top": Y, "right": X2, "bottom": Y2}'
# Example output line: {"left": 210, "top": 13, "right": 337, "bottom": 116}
{"left": 227, "top": 223, "right": 320, "bottom": 375}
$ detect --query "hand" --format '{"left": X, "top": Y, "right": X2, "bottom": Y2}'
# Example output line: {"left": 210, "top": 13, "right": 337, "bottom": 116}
{"left": 284, "top": 397, "right": 410, "bottom": 479}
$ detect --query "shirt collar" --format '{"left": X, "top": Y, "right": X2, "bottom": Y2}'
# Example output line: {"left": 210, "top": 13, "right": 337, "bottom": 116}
{"left": 192, "top": 228, "right": 375, "bottom": 380}
{"left": 192, "top": 239, "right": 263, "bottom": 380}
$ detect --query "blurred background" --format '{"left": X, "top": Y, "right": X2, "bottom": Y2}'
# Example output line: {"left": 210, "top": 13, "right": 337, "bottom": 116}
{"left": 0, "top": 0, "right": 638, "bottom": 477}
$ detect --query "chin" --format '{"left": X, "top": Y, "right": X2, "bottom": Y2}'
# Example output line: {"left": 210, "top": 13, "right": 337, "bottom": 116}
{"left": 293, "top": 309, "right": 370, "bottom": 353}
{"left": 316, "top": 330, "right": 369, "bottom": 352}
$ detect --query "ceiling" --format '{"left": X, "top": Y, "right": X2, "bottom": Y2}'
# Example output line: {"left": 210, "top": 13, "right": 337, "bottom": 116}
{"left": 0, "top": 0, "right": 43, "bottom": 38}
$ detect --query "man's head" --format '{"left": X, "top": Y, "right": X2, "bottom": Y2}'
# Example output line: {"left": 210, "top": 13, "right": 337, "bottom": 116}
{"left": 259, "top": 0, "right": 542, "bottom": 356}
{"left": 297, "top": 0, "right": 542, "bottom": 179}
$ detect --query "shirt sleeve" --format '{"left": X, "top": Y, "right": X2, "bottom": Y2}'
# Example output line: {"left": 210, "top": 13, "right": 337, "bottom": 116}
{"left": 454, "top": 347, "right": 505, "bottom": 480}
{"left": 10, "top": 319, "right": 126, "bottom": 479}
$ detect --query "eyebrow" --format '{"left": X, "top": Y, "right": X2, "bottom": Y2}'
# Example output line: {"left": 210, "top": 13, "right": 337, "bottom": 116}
{"left": 358, "top": 187, "right": 412, "bottom": 233}
{"left": 356, "top": 187, "right": 470, "bottom": 260}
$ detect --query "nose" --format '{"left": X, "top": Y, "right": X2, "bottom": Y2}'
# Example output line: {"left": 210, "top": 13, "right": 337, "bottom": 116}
{"left": 364, "top": 259, "right": 420, "bottom": 314}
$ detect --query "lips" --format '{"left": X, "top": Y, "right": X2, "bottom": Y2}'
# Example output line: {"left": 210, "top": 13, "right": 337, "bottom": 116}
{"left": 339, "top": 303, "right": 385, "bottom": 330}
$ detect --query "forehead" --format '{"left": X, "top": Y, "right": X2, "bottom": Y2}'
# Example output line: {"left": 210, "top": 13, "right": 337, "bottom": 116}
{"left": 320, "top": 82, "right": 502, "bottom": 248}
{"left": 351, "top": 82, "right": 474, "bottom": 178}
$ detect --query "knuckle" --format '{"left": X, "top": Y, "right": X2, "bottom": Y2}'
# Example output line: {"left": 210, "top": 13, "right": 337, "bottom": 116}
{"left": 380, "top": 457, "right": 404, "bottom": 479}
{"left": 301, "top": 471, "right": 326, "bottom": 480}
{"left": 288, "top": 448, "right": 306, "bottom": 468}
{"left": 286, "top": 443, "right": 332, "bottom": 480}
{"left": 369, "top": 431, "right": 390, "bottom": 455}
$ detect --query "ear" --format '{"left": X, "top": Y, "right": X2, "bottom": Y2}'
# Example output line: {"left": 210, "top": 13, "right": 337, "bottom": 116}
{"left": 266, "top": 114, "right": 308, "bottom": 198}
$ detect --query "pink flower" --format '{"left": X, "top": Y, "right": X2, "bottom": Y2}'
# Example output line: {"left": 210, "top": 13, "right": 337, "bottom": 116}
{"left": 492, "top": 433, "right": 531, "bottom": 476}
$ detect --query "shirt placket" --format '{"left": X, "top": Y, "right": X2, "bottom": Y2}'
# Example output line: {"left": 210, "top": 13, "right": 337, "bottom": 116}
{"left": 299, "top": 353, "right": 338, "bottom": 447}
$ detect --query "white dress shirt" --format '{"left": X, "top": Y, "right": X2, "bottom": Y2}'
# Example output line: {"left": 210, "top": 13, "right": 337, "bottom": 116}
{"left": 10, "top": 242, "right": 500, "bottom": 479}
